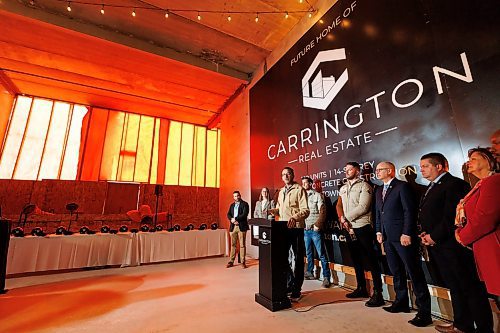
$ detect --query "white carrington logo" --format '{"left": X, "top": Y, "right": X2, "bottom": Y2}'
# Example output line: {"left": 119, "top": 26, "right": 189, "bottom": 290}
{"left": 262, "top": 232, "right": 267, "bottom": 239}
{"left": 302, "top": 48, "right": 348, "bottom": 110}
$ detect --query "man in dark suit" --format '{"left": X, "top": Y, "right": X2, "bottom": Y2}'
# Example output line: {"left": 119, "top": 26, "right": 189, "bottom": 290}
{"left": 375, "top": 161, "right": 432, "bottom": 327}
{"left": 419, "top": 153, "right": 493, "bottom": 333}
{"left": 226, "top": 190, "right": 250, "bottom": 268}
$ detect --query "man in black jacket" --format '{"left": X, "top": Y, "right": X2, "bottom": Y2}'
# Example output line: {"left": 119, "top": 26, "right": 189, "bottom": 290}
{"left": 375, "top": 161, "right": 431, "bottom": 327}
{"left": 419, "top": 153, "right": 492, "bottom": 333}
{"left": 226, "top": 191, "right": 250, "bottom": 269}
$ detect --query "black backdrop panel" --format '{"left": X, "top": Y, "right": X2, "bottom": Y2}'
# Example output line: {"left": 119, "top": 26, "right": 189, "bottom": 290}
{"left": 249, "top": 0, "right": 500, "bottom": 287}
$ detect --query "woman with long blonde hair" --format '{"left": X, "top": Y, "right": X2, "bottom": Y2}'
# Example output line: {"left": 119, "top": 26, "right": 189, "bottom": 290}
{"left": 253, "top": 187, "right": 275, "bottom": 220}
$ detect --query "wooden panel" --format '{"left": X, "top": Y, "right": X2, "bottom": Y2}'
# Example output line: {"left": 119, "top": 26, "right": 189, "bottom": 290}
{"left": 0, "top": 179, "right": 35, "bottom": 215}
{"left": 103, "top": 182, "right": 139, "bottom": 214}
{"left": 30, "top": 180, "right": 107, "bottom": 214}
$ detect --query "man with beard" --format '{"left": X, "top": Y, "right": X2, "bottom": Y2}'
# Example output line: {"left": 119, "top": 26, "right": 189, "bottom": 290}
{"left": 337, "top": 162, "right": 384, "bottom": 307}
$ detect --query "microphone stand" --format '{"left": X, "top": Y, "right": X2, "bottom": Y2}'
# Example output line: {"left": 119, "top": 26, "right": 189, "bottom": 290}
{"left": 154, "top": 192, "right": 159, "bottom": 230}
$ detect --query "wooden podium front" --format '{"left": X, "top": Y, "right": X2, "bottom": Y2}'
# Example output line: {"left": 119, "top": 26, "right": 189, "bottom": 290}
{"left": 249, "top": 218, "right": 291, "bottom": 311}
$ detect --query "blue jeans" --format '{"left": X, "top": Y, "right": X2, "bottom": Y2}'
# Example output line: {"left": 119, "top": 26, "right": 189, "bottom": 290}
{"left": 304, "top": 229, "right": 330, "bottom": 279}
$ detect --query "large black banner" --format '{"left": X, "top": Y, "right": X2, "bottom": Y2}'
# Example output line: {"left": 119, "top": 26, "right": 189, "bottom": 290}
{"left": 249, "top": 0, "right": 500, "bottom": 285}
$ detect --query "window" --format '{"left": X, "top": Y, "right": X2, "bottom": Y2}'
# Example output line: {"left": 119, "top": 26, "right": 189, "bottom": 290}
{"left": 0, "top": 95, "right": 221, "bottom": 187}
{"left": 0, "top": 96, "right": 88, "bottom": 181}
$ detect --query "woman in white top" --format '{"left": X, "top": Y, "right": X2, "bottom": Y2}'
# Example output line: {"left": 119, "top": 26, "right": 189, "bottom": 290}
{"left": 253, "top": 187, "right": 275, "bottom": 220}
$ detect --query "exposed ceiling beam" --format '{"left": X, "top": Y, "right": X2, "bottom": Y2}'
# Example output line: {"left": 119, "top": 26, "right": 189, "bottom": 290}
{"left": 207, "top": 83, "right": 247, "bottom": 129}
{"left": 0, "top": 69, "right": 20, "bottom": 95}
{"left": 1, "top": 67, "right": 217, "bottom": 114}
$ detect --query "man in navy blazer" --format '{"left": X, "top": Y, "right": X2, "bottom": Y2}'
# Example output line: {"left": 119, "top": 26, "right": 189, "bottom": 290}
{"left": 419, "top": 153, "right": 493, "bottom": 333}
{"left": 226, "top": 191, "right": 250, "bottom": 268}
{"left": 375, "top": 161, "right": 431, "bottom": 328}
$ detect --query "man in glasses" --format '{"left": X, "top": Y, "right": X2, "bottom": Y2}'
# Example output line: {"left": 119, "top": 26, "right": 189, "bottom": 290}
{"left": 269, "top": 167, "right": 310, "bottom": 302}
{"left": 375, "top": 162, "right": 431, "bottom": 327}
{"left": 337, "top": 162, "right": 384, "bottom": 307}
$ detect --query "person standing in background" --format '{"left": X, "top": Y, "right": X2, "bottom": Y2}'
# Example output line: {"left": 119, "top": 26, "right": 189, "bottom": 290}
{"left": 253, "top": 187, "right": 275, "bottom": 220}
{"left": 226, "top": 191, "right": 250, "bottom": 269}
{"left": 301, "top": 176, "right": 331, "bottom": 288}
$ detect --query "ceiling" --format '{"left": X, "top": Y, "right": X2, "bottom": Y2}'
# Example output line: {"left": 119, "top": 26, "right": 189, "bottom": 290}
{"left": 0, "top": 0, "right": 319, "bottom": 126}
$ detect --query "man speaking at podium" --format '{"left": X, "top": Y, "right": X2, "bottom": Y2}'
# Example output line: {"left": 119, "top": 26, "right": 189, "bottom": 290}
{"left": 269, "top": 167, "right": 310, "bottom": 302}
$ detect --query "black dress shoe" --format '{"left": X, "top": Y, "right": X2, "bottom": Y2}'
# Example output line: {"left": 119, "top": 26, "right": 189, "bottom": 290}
{"left": 408, "top": 314, "right": 432, "bottom": 327}
{"left": 345, "top": 288, "right": 369, "bottom": 298}
{"left": 382, "top": 304, "right": 411, "bottom": 313}
{"left": 365, "top": 291, "right": 385, "bottom": 307}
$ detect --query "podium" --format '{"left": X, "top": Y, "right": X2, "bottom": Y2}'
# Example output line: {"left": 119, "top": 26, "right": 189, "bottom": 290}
{"left": 249, "top": 218, "right": 291, "bottom": 311}
{"left": 0, "top": 219, "right": 11, "bottom": 294}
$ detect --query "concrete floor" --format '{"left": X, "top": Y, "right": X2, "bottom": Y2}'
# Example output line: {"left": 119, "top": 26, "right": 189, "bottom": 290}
{"left": 1, "top": 257, "right": 445, "bottom": 333}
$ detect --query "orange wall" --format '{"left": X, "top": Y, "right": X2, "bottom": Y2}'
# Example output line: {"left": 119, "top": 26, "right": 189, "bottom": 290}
{"left": 219, "top": 90, "right": 251, "bottom": 231}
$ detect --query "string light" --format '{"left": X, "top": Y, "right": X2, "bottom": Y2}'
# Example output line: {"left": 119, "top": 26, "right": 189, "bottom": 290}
{"left": 54, "top": 1, "right": 315, "bottom": 21}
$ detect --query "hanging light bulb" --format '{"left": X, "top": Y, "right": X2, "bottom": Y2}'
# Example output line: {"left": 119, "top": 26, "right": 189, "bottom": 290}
{"left": 285, "top": 12, "right": 289, "bottom": 19}
{"left": 67, "top": 1, "right": 72, "bottom": 12}
{"left": 255, "top": 13, "right": 259, "bottom": 23}
{"left": 165, "top": 10, "right": 169, "bottom": 18}
{"left": 197, "top": 12, "right": 201, "bottom": 20}
{"left": 227, "top": 15, "right": 231, "bottom": 22}
{"left": 308, "top": 11, "right": 313, "bottom": 18}
{"left": 132, "top": 8, "right": 136, "bottom": 17}
{"left": 299, "top": 0, "right": 303, "bottom": 3}
{"left": 100, "top": 5, "right": 104, "bottom": 15}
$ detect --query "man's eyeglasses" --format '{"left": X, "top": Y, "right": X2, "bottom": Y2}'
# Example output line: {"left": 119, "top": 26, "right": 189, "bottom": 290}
{"left": 375, "top": 168, "right": 390, "bottom": 172}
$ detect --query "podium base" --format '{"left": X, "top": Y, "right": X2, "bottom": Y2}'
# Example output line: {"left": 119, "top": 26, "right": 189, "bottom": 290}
{"left": 255, "top": 293, "right": 291, "bottom": 312}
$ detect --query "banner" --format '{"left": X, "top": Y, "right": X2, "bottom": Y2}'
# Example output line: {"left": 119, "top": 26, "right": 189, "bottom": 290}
{"left": 249, "top": 0, "right": 500, "bottom": 285}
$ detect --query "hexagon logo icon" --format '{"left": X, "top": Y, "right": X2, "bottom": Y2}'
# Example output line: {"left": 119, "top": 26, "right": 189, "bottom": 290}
{"left": 302, "top": 48, "right": 348, "bottom": 110}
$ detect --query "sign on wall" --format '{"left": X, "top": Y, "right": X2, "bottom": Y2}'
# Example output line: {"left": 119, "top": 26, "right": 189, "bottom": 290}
{"left": 251, "top": 0, "right": 499, "bottom": 197}
{"left": 249, "top": 0, "right": 500, "bottom": 279}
